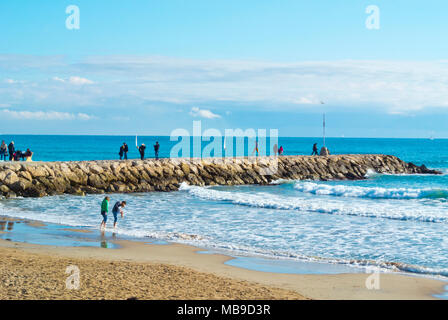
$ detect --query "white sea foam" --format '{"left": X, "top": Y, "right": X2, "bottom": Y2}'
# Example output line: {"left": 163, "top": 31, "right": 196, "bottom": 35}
{"left": 180, "top": 183, "right": 448, "bottom": 223}
{"left": 293, "top": 182, "right": 448, "bottom": 199}
{"left": 364, "top": 168, "right": 379, "bottom": 178}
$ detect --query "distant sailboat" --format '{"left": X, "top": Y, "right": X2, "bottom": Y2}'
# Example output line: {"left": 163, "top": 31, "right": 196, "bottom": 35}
{"left": 429, "top": 132, "right": 436, "bottom": 140}
{"left": 135, "top": 135, "right": 138, "bottom": 147}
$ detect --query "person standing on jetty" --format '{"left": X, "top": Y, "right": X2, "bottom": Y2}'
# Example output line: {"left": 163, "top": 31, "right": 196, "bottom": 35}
{"left": 119, "top": 144, "right": 124, "bottom": 160}
{"left": 100, "top": 196, "right": 110, "bottom": 229}
{"left": 138, "top": 143, "right": 146, "bottom": 160}
{"left": 251, "top": 140, "right": 259, "bottom": 156}
{"left": 154, "top": 141, "right": 160, "bottom": 160}
{"left": 112, "top": 201, "right": 126, "bottom": 228}
{"left": 279, "top": 145, "right": 284, "bottom": 155}
{"left": 311, "top": 143, "right": 319, "bottom": 156}
{"left": 0, "top": 141, "right": 7, "bottom": 161}
{"left": 123, "top": 142, "right": 129, "bottom": 160}
{"left": 8, "top": 141, "right": 15, "bottom": 161}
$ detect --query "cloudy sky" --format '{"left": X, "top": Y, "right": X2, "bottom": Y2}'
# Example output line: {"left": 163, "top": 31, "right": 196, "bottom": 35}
{"left": 1, "top": 0, "right": 448, "bottom": 137}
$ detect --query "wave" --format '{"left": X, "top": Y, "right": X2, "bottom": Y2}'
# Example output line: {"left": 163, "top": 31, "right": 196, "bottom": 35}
{"left": 179, "top": 183, "right": 448, "bottom": 223}
{"left": 293, "top": 182, "right": 448, "bottom": 200}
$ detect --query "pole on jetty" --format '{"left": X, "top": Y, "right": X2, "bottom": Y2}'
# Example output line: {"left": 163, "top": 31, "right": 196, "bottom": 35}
{"left": 323, "top": 113, "right": 326, "bottom": 148}
{"left": 319, "top": 111, "right": 330, "bottom": 156}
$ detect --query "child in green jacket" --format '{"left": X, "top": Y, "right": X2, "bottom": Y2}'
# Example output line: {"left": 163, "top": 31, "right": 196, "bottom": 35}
{"left": 100, "top": 196, "right": 110, "bottom": 229}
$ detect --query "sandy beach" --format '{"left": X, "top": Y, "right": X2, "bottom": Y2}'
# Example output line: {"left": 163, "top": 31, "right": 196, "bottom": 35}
{"left": 0, "top": 239, "right": 304, "bottom": 300}
{"left": 0, "top": 235, "right": 445, "bottom": 300}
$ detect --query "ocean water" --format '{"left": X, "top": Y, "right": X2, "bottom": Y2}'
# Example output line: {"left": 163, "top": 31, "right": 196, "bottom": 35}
{"left": 0, "top": 136, "right": 448, "bottom": 278}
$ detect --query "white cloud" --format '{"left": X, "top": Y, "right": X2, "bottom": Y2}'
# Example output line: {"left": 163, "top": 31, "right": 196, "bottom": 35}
{"left": 1, "top": 109, "right": 94, "bottom": 121}
{"left": 69, "top": 76, "right": 94, "bottom": 85}
{"left": 52, "top": 76, "right": 94, "bottom": 85}
{"left": 190, "top": 107, "right": 221, "bottom": 119}
{"left": 52, "top": 76, "right": 65, "bottom": 83}
{"left": 4, "top": 79, "right": 25, "bottom": 84}
{"left": 2, "top": 55, "right": 448, "bottom": 114}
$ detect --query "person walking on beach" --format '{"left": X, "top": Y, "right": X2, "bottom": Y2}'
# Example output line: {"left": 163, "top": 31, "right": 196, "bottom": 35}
{"left": 112, "top": 201, "right": 126, "bottom": 228}
{"left": 138, "top": 143, "right": 146, "bottom": 160}
{"left": 8, "top": 141, "right": 15, "bottom": 161}
{"left": 154, "top": 141, "right": 160, "bottom": 160}
{"left": 0, "top": 141, "right": 7, "bottom": 161}
{"left": 123, "top": 143, "right": 129, "bottom": 160}
{"left": 100, "top": 196, "right": 110, "bottom": 229}
{"left": 311, "top": 143, "right": 318, "bottom": 156}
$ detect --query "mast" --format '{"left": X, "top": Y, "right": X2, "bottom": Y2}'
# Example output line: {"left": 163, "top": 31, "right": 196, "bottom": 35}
{"left": 323, "top": 113, "right": 326, "bottom": 148}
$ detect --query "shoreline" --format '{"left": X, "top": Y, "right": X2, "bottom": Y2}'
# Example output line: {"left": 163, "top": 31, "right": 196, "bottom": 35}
{"left": 0, "top": 217, "right": 446, "bottom": 300}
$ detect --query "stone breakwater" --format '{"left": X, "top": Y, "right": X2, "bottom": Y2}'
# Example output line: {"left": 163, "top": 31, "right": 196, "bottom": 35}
{"left": 0, "top": 155, "right": 441, "bottom": 198}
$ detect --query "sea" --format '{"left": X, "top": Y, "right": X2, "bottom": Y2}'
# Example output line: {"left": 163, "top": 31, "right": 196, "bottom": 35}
{"left": 0, "top": 135, "right": 448, "bottom": 278}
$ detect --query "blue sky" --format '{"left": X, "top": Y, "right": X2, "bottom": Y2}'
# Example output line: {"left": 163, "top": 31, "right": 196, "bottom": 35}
{"left": 1, "top": 0, "right": 448, "bottom": 137}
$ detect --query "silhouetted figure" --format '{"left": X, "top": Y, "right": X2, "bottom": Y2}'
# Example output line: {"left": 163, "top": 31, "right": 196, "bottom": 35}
{"left": 154, "top": 141, "right": 160, "bottom": 160}
{"left": 8, "top": 141, "right": 15, "bottom": 161}
{"left": 0, "top": 141, "right": 7, "bottom": 161}
{"left": 119, "top": 145, "right": 124, "bottom": 160}
{"left": 123, "top": 143, "right": 129, "bottom": 160}
{"left": 138, "top": 144, "right": 146, "bottom": 160}
{"left": 311, "top": 143, "right": 318, "bottom": 156}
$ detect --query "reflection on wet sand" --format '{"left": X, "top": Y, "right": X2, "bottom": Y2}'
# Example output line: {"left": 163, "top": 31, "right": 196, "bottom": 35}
{"left": 100, "top": 231, "right": 108, "bottom": 248}
{"left": 0, "top": 217, "right": 119, "bottom": 249}
{"left": 100, "top": 231, "right": 118, "bottom": 249}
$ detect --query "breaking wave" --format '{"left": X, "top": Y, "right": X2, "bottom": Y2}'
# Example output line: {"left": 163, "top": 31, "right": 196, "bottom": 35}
{"left": 293, "top": 182, "right": 448, "bottom": 200}
{"left": 179, "top": 183, "right": 448, "bottom": 223}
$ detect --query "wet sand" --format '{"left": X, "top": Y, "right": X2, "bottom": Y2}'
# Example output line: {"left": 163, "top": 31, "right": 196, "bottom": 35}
{"left": 0, "top": 239, "right": 445, "bottom": 300}
{"left": 61, "top": 228, "right": 93, "bottom": 234}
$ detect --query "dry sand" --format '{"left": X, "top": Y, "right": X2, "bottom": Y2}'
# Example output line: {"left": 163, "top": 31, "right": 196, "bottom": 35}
{"left": 0, "top": 239, "right": 445, "bottom": 300}
{"left": 0, "top": 241, "right": 304, "bottom": 300}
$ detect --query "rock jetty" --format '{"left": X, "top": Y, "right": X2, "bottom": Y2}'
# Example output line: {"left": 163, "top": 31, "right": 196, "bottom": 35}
{"left": 0, "top": 155, "right": 441, "bottom": 198}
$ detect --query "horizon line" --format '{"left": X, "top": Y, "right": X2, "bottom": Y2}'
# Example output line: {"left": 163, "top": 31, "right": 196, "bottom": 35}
{"left": 0, "top": 134, "right": 447, "bottom": 140}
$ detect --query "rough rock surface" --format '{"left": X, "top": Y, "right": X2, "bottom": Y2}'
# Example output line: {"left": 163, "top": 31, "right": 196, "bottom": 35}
{"left": 0, "top": 155, "right": 441, "bottom": 198}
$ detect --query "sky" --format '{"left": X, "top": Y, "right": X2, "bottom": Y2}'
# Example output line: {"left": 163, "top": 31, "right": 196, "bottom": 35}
{"left": 0, "top": 0, "right": 448, "bottom": 137}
